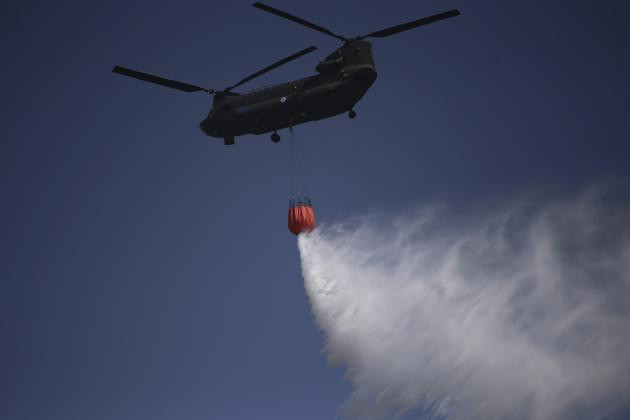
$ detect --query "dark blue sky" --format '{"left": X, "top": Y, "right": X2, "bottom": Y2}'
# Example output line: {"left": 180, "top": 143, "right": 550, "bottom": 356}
{"left": 3, "top": 1, "right": 630, "bottom": 419}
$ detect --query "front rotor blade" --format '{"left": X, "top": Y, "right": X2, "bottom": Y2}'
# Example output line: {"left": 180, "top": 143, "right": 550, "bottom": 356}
{"left": 357, "top": 9, "right": 460, "bottom": 39}
{"left": 253, "top": 2, "right": 346, "bottom": 41}
{"left": 225, "top": 46, "right": 318, "bottom": 91}
{"left": 112, "top": 66, "right": 214, "bottom": 93}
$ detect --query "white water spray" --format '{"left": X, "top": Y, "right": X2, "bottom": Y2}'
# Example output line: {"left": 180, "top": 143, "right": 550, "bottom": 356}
{"left": 298, "top": 184, "right": 630, "bottom": 420}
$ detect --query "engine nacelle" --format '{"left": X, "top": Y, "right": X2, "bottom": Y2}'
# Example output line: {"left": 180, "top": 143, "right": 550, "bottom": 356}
{"left": 315, "top": 57, "right": 344, "bottom": 74}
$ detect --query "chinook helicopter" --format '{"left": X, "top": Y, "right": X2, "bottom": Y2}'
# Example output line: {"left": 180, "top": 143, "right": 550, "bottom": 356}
{"left": 113, "top": 2, "right": 460, "bottom": 145}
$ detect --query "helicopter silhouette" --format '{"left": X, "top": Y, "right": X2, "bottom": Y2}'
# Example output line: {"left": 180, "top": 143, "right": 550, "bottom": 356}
{"left": 113, "top": 2, "right": 460, "bottom": 145}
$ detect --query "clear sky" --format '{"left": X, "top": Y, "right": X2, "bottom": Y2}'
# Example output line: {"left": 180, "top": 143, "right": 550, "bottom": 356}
{"left": 3, "top": 1, "right": 630, "bottom": 419}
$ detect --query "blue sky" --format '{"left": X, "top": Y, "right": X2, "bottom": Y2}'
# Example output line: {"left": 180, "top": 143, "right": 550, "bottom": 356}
{"left": 3, "top": 1, "right": 630, "bottom": 419}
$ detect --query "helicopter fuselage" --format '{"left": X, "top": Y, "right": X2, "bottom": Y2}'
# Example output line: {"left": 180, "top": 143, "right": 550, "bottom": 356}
{"left": 200, "top": 40, "right": 377, "bottom": 144}
{"left": 113, "top": 3, "right": 460, "bottom": 146}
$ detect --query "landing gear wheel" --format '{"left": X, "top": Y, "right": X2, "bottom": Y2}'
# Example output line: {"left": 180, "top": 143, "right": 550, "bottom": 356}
{"left": 271, "top": 132, "right": 281, "bottom": 143}
{"left": 348, "top": 110, "right": 357, "bottom": 119}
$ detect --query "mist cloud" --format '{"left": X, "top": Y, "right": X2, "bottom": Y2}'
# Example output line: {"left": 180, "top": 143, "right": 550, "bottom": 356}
{"left": 298, "top": 183, "right": 630, "bottom": 419}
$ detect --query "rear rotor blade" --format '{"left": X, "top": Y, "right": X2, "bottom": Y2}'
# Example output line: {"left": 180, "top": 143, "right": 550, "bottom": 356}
{"left": 253, "top": 2, "right": 347, "bottom": 41}
{"left": 225, "top": 46, "right": 318, "bottom": 91}
{"left": 112, "top": 66, "right": 215, "bottom": 93}
{"left": 357, "top": 9, "right": 460, "bottom": 39}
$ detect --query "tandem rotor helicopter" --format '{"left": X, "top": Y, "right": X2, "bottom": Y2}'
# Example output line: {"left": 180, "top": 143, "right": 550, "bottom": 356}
{"left": 113, "top": 2, "right": 460, "bottom": 145}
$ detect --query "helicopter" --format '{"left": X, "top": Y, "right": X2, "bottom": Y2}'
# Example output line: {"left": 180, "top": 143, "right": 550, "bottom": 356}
{"left": 112, "top": 2, "right": 460, "bottom": 145}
